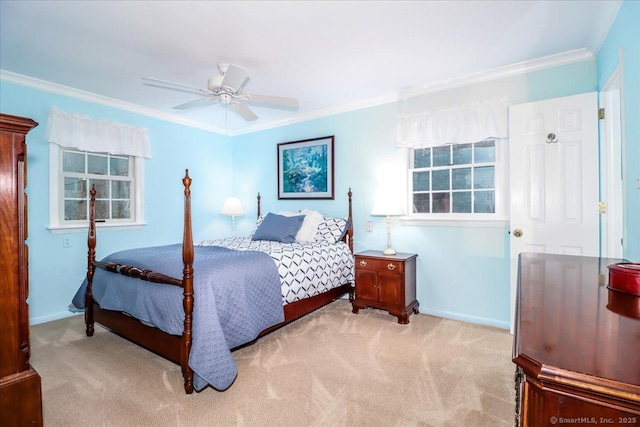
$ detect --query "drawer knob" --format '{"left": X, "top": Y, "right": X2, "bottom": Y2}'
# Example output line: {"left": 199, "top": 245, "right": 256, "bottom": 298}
{"left": 387, "top": 263, "right": 396, "bottom": 271}
{"left": 359, "top": 260, "right": 368, "bottom": 267}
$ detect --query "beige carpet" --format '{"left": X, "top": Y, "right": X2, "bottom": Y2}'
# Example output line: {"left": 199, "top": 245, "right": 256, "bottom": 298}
{"left": 30, "top": 300, "right": 515, "bottom": 427}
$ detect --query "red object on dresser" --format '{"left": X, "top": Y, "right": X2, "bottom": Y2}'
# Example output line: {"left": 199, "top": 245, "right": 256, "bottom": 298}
{"left": 608, "top": 262, "right": 640, "bottom": 296}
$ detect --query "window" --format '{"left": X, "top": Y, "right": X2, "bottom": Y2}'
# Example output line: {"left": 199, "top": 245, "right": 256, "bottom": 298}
{"left": 49, "top": 145, "right": 145, "bottom": 232}
{"left": 407, "top": 140, "right": 508, "bottom": 224}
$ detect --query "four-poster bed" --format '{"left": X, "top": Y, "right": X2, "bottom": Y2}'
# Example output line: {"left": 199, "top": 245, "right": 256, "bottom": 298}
{"left": 82, "top": 170, "right": 354, "bottom": 394}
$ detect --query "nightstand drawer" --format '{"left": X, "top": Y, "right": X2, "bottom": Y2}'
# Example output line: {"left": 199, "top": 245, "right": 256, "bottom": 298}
{"left": 355, "top": 257, "right": 404, "bottom": 274}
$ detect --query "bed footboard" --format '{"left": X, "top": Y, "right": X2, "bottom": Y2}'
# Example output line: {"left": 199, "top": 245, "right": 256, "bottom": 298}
{"left": 85, "top": 170, "right": 195, "bottom": 394}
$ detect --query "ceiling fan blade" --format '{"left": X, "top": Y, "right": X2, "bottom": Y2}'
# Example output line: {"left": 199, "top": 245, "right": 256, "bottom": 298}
{"left": 173, "top": 97, "right": 219, "bottom": 110}
{"left": 243, "top": 93, "right": 299, "bottom": 109}
{"left": 142, "top": 77, "right": 209, "bottom": 97}
{"left": 220, "top": 64, "right": 249, "bottom": 93}
{"left": 230, "top": 101, "right": 258, "bottom": 121}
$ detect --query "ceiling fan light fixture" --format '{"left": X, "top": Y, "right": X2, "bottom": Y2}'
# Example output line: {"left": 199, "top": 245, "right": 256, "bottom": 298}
{"left": 208, "top": 75, "right": 224, "bottom": 90}
{"left": 217, "top": 62, "right": 229, "bottom": 75}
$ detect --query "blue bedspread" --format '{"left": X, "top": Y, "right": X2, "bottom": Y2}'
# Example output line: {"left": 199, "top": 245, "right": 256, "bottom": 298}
{"left": 72, "top": 244, "right": 284, "bottom": 391}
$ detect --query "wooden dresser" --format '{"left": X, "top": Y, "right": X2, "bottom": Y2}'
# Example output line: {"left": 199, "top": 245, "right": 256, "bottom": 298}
{"left": 513, "top": 253, "right": 639, "bottom": 426}
{"left": 0, "top": 113, "right": 43, "bottom": 426}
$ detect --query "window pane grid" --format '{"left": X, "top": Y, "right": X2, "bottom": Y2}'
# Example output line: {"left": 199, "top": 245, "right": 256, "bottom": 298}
{"left": 410, "top": 141, "right": 497, "bottom": 215}
{"left": 61, "top": 149, "right": 133, "bottom": 222}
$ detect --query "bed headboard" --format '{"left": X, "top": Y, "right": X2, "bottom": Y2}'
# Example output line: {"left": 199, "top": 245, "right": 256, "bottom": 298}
{"left": 255, "top": 189, "right": 353, "bottom": 253}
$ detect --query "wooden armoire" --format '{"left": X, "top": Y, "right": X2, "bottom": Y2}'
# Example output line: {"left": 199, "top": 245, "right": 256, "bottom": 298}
{"left": 0, "top": 113, "right": 43, "bottom": 426}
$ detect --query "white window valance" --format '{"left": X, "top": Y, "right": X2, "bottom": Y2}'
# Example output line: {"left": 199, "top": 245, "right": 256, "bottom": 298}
{"left": 395, "top": 96, "right": 512, "bottom": 148}
{"left": 46, "top": 107, "right": 151, "bottom": 158}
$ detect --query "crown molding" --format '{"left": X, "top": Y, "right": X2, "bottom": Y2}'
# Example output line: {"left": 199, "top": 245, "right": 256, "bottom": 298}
{"left": 0, "top": 70, "right": 229, "bottom": 135}
{"left": 587, "top": 0, "right": 623, "bottom": 55}
{"left": 231, "top": 48, "right": 594, "bottom": 135}
{"left": 394, "top": 48, "right": 594, "bottom": 101}
{"left": 2, "top": 47, "right": 594, "bottom": 137}
{"left": 226, "top": 91, "right": 401, "bottom": 136}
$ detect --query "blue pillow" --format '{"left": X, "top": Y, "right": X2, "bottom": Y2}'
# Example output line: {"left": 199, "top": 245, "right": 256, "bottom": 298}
{"left": 251, "top": 213, "right": 305, "bottom": 243}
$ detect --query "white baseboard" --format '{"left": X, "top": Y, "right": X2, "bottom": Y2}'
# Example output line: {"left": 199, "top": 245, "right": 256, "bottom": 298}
{"left": 421, "top": 308, "right": 510, "bottom": 330}
{"left": 30, "top": 310, "right": 80, "bottom": 326}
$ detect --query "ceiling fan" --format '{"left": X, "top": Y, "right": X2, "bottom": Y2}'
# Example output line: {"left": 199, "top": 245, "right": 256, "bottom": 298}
{"left": 142, "top": 63, "right": 299, "bottom": 121}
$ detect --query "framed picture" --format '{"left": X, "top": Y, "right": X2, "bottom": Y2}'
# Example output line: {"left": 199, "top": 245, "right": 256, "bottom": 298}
{"left": 277, "top": 136, "right": 334, "bottom": 200}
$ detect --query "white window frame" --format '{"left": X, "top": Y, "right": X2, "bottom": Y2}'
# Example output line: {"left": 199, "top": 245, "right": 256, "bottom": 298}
{"left": 403, "top": 140, "right": 509, "bottom": 228}
{"left": 48, "top": 144, "right": 145, "bottom": 233}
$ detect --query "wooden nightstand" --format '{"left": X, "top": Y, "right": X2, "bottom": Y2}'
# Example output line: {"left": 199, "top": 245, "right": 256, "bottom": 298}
{"left": 351, "top": 250, "right": 419, "bottom": 324}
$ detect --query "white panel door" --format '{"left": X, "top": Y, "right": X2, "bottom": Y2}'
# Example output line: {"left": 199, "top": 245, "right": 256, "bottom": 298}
{"left": 509, "top": 92, "right": 599, "bottom": 331}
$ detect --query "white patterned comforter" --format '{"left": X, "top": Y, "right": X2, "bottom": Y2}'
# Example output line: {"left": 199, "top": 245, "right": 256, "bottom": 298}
{"left": 197, "top": 237, "right": 355, "bottom": 304}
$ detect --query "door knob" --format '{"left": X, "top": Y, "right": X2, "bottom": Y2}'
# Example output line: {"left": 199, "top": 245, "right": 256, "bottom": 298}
{"left": 513, "top": 229, "right": 523, "bottom": 238}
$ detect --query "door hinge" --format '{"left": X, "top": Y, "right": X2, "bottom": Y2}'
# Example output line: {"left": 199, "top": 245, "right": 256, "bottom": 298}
{"left": 599, "top": 202, "right": 607, "bottom": 214}
{"left": 598, "top": 108, "right": 605, "bottom": 120}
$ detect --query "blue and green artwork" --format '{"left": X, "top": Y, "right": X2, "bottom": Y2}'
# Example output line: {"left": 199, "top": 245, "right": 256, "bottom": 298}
{"left": 282, "top": 144, "right": 328, "bottom": 193}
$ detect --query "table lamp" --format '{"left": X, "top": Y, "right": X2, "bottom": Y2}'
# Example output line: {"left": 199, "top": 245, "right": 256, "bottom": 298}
{"left": 371, "top": 191, "right": 405, "bottom": 256}
{"left": 220, "top": 197, "right": 244, "bottom": 237}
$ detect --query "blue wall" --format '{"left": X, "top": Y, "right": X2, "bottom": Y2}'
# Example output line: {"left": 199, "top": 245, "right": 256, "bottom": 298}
{"left": 3, "top": 3, "right": 636, "bottom": 328}
{"left": 231, "top": 60, "right": 596, "bottom": 329}
{"left": 0, "top": 81, "right": 233, "bottom": 324}
{"left": 596, "top": 0, "right": 640, "bottom": 261}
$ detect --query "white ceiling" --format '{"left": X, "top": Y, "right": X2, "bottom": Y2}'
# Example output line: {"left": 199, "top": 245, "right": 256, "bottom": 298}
{"left": 0, "top": 1, "right": 621, "bottom": 135}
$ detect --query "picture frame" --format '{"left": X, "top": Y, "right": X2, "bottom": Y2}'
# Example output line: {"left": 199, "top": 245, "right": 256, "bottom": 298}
{"left": 277, "top": 136, "right": 334, "bottom": 200}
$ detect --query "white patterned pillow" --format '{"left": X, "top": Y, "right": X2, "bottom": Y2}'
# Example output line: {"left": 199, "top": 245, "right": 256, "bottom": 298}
{"left": 315, "top": 217, "right": 349, "bottom": 243}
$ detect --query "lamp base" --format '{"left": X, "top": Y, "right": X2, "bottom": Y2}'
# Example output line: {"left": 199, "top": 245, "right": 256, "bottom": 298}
{"left": 383, "top": 247, "right": 397, "bottom": 256}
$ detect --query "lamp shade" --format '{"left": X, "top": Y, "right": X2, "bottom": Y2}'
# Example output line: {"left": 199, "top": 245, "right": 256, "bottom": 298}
{"left": 220, "top": 197, "right": 244, "bottom": 216}
{"left": 370, "top": 191, "right": 405, "bottom": 217}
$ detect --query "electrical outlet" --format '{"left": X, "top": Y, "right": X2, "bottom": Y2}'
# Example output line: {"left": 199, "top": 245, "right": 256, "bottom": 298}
{"left": 63, "top": 237, "right": 71, "bottom": 248}
{"left": 366, "top": 220, "right": 373, "bottom": 232}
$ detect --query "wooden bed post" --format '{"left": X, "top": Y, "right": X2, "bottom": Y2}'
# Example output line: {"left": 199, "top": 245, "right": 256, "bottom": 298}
{"left": 181, "top": 170, "right": 195, "bottom": 394}
{"left": 347, "top": 187, "right": 353, "bottom": 253}
{"left": 85, "top": 186, "right": 96, "bottom": 337}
